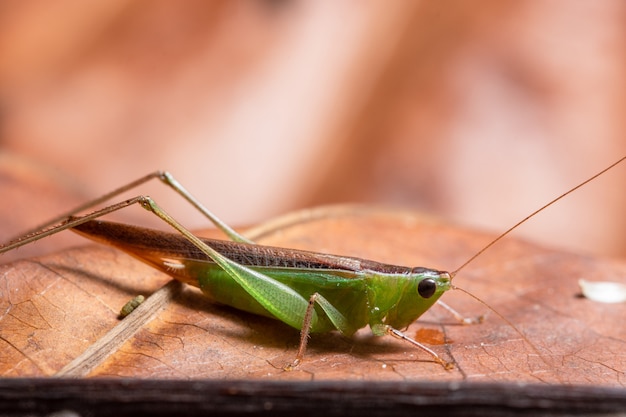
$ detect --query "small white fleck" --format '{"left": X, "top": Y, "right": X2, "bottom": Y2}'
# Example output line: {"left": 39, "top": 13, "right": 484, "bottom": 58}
{"left": 163, "top": 259, "right": 186, "bottom": 271}
{"left": 579, "top": 279, "right": 626, "bottom": 303}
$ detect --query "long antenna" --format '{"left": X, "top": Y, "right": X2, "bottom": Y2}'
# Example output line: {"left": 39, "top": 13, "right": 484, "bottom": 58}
{"left": 451, "top": 156, "right": 625, "bottom": 277}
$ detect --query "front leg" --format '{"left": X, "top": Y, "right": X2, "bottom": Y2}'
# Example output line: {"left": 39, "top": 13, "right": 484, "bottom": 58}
{"left": 370, "top": 324, "right": 453, "bottom": 369}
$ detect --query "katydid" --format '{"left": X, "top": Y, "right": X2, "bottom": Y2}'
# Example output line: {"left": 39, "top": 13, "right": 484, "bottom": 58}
{"left": 0, "top": 156, "right": 624, "bottom": 370}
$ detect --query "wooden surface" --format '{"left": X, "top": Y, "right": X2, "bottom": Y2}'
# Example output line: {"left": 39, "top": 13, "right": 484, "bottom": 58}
{"left": 1, "top": 205, "right": 625, "bottom": 385}
{"left": 2, "top": 379, "right": 626, "bottom": 417}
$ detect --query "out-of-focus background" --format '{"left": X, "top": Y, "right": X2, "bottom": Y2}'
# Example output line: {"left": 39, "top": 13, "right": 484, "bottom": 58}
{"left": 1, "top": 0, "right": 625, "bottom": 257}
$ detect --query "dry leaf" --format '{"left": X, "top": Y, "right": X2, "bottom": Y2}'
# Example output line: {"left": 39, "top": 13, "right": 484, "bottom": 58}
{"left": 1, "top": 205, "right": 625, "bottom": 385}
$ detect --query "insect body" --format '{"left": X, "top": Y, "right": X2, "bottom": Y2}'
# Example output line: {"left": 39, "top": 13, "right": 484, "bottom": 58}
{"left": 72, "top": 219, "right": 453, "bottom": 368}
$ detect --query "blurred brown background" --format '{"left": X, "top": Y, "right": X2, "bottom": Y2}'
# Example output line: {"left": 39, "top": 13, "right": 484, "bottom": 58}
{"left": 1, "top": 0, "right": 625, "bottom": 258}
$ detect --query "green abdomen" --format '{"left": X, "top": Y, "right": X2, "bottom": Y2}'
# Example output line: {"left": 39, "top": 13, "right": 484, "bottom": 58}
{"left": 169, "top": 260, "right": 370, "bottom": 334}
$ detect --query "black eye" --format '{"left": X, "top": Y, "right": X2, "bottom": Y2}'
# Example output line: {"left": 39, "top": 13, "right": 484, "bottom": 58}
{"left": 418, "top": 278, "right": 437, "bottom": 299}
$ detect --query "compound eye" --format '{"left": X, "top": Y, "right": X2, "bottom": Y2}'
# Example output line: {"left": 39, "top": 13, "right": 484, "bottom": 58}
{"left": 418, "top": 278, "right": 437, "bottom": 299}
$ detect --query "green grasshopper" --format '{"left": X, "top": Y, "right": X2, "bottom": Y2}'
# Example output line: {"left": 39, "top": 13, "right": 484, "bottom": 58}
{"left": 1, "top": 156, "right": 624, "bottom": 369}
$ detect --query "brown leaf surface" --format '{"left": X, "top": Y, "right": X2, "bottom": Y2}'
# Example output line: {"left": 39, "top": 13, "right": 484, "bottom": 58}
{"left": 1, "top": 205, "right": 625, "bottom": 385}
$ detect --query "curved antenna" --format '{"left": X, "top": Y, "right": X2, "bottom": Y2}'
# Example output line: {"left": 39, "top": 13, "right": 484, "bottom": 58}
{"left": 450, "top": 156, "right": 625, "bottom": 277}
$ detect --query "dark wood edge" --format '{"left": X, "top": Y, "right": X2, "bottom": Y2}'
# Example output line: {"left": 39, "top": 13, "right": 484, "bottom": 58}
{"left": 0, "top": 379, "right": 625, "bottom": 417}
